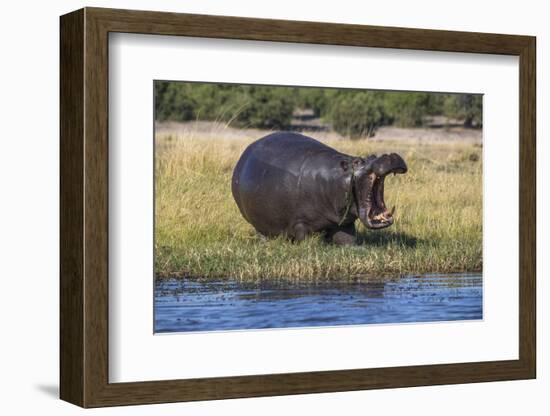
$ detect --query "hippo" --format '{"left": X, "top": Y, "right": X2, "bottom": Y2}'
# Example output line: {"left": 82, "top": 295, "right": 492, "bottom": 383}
{"left": 231, "top": 132, "right": 407, "bottom": 245}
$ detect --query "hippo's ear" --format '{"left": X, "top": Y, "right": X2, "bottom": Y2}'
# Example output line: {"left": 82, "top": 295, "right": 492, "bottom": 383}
{"left": 340, "top": 160, "right": 350, "bottom": 172}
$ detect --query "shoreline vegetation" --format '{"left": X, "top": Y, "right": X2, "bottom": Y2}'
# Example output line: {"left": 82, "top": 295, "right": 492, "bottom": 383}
{"left": 155, "top": 122, "right": 482, "bottom": 282}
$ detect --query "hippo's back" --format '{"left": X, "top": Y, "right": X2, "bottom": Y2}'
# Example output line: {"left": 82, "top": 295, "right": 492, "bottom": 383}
{"left": 231, "top": 132, "right": 337, "bottom": 236}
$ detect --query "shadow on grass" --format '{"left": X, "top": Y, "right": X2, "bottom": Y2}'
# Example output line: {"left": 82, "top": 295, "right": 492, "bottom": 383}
{"left": 357, "top": 230, "right": 419, "bottom": 248}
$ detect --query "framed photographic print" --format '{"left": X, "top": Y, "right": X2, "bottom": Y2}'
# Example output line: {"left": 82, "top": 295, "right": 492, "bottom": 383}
{"left": 60, "top": 7, "right": 536, "bottom": 408}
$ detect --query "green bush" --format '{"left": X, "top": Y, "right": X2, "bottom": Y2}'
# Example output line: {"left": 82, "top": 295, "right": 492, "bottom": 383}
{"left": 444, "top": 94, "right": 482, "bottom": 127}
{"left": 154, "top": 81, "right": 196, "bottom": 122}
{"left": 186, "top": 84, "right": 246, "bottom": 122}
{"left": 234, "top": 86, "right": 295, "bottom": 129}
{"left": 295, "top": 88, "right": 331, "bottom": 117}
{"left": 329, "top": 92, "right": 386, "bottom": 138}
{"left": 155, "top": 82, "right": 295, "bottom": 129}
{"left": 154, "top": 81, "right": 483, "bottom": 134}
{"left": 383, "top": 92, "right": 437, "bottom": 127}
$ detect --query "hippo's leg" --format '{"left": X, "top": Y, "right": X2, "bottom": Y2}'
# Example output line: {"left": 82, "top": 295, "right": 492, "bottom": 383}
{"left": 326, "top": 223, "right": 357, "bottom": 245}
{"left": 291, "top": 222, "right": 310, "bottom": 242}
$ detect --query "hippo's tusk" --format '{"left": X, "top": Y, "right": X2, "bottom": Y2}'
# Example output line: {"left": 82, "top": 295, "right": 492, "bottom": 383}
{"left": 372, "top": 212, "right": 392, "bottom": 222}
{"left": 390, "top": 206, "right": 395, "bottom": 216}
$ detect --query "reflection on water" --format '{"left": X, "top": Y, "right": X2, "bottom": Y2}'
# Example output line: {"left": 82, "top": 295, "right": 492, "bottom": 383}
{"left": 154, "top": 273, "right": 482, "bottom": 333}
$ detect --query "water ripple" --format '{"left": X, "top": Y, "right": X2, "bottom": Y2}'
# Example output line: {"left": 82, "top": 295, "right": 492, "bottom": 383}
{"left": 154, "top": 273, "right": 482, "bottom": 333}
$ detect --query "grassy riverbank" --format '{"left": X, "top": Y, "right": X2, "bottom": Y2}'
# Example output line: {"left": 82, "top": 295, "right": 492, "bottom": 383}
{"left": 155, "top": 126, "right": 482, "bottom": 281}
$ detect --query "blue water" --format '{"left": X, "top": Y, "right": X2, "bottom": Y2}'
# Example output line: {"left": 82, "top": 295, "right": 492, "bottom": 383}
{"left": 154, "top": 273, "right": 482, "bottom": 333}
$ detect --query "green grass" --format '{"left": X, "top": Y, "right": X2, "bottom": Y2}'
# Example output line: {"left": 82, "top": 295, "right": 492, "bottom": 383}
{"left": 155, "top": 130, "right": 482, "bottom": 281}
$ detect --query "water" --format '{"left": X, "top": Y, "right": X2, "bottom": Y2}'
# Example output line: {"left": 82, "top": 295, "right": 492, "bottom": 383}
{"left": 154, "top": 273, "right": 482, "bottom": 333}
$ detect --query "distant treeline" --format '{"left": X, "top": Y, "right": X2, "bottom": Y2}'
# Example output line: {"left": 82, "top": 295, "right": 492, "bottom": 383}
{"left": 154, "top": 81, "right": 482, "bottom": 138}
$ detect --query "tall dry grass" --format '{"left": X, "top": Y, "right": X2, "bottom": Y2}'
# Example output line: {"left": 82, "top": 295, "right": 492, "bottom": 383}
{"left": 155, "top": 126, "right": 482, "bottom": 281}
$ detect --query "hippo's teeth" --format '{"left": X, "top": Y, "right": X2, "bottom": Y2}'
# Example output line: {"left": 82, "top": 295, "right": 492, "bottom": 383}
{"left": 371, "top": 208, "right": 395, "bottom": 223}
{"left": 372, "top": 212, "right": 389, "bottom": 222}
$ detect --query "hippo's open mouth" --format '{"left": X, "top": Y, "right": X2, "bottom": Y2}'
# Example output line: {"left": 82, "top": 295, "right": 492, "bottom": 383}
{"left": 357, "top": 153, "right": 407, "bottom": 230}
{"left": 364, "top": 173, "right": 395, "bottom": 229}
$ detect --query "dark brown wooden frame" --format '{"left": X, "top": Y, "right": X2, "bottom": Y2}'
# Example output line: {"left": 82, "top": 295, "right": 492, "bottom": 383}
{"left": 60, "top": 7, "right": 536, "bottom": 408}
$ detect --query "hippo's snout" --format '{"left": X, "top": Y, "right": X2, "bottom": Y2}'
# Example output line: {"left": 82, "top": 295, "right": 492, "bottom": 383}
{"left": 371, "top": 153, "right": 408, "bottom": 176}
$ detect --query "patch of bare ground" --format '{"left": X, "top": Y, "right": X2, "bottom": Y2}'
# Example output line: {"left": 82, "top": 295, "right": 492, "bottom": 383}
{"left": 372, "top": 126, "right": 481, "bottom": 143}
{"left": 155, "top": 117, "right": 481, "bottom": 145}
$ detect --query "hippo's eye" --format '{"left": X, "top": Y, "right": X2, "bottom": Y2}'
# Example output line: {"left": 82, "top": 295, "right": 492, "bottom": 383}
{"left": 340, "top": 160, "right": 350, "bottom": 172}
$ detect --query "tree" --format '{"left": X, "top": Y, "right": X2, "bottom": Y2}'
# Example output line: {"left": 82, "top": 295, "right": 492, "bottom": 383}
{"left": 329, "top": 92, "right": 386, "bottom": 138}
{"left": 383, "top": 92, "right": 435, "bottom": 127}
{"left": 154, "top": 81, "right": 196, "bottom": 122}
{"left": 295, "top": 87, "right": 330, "bottom": 117}
{"left": 444, "top": 94, "right": 482, "bottom": 127}
{"left": 234, "top": 86, "right": 295, "bottom": 129}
